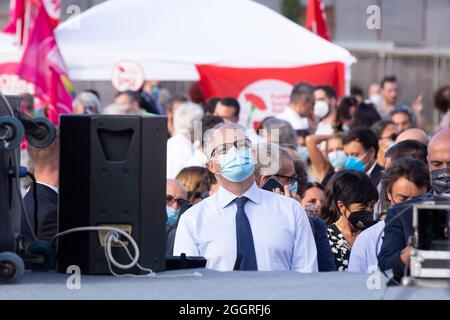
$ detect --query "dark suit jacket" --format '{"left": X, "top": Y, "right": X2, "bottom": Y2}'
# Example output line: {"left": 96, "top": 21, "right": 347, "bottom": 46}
{"left": 378, "top": 193, "right": 433, "bottom": 280}
{"left": 166, "top": 203, "right": 192, "bottom": 256}
{"left": 369, "top": 163, "right": 384, "bottom": 187}
{"left": 310, "top": 216, "right": 337, "bottom": 272}
{"left": 21, "top": 183, "right": 58, "bottom": 243}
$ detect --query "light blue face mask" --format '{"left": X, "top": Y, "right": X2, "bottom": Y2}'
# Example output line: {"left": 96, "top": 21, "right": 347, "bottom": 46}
{"left": 217, "top": 147, "right": 256, "bottom": 182}
{"left": 152, "top": 86, "right": 160, "bottom": 98}
{"left": 166, "top": 206, "right": 180, "bottom": 226}
{"left": 342, "top": 124, "right": 350, "bottom": 132}
{"left": 344, "top": 156, "right": 366, "bottom": 172}
{"left": 297, "top": 146, "right": 309, "bottom": 163}
{"left": 288, "top": 180, "right": 298, "bottom": 194}
{"left": 387, "top": 140, "right": 396, "bottom": 149}
{"left": 328, "top": 150, "right": 347, "bottom": 170}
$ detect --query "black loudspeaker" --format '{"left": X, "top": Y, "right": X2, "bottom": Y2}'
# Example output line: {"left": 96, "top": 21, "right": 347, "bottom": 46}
{"left": 57, "top": 115, "right": 167, "bottom": 274}
{"left": 0, "top": 96, "right": 21, "bottom": 253}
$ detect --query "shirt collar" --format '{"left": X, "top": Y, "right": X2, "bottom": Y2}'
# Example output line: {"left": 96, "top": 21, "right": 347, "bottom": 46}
{"left": 367, "top": 161, "right": 378, "bottom": 175}
{"left": 37, "top": 181, "right": 59, "bottom": 194}
{"left": 217, "top": 182, "right": 261, "bottom": 209}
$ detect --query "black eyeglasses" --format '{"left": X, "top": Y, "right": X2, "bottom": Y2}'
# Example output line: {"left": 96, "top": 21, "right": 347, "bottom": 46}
{"left": 273, "top": 174, "right": 298, "bottom": 185}
{"left": 166, "top": 195, "right": 189, "bottom": 207}
{"left": 209, "top": 139, "right": 252, "bottom": 158}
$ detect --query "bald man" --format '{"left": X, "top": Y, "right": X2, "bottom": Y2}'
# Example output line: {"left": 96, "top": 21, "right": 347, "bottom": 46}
{"left": 166, "top": 179, "right": 188, "bottom": 226}
{"left": 428, "top": 128, "right": 450, "bottom": 194}
{"left": 396, "top": 128, "right": 429, "bottom": 145}
{"left": 379, "top": 128, "right": 450, "bottom": 280}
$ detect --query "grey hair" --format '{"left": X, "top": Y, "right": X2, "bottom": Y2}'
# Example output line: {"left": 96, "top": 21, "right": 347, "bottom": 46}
{"left": 203, "top": 122, "right": 247, "bottom": 159}
{"left": 253, "top": 142, "right": 292, "bottom": 179}
{"left": 260, "top": 118, "right": 297, "bottom": 149}
{"left": 173, "top": 102, "right": 204, "bottom": 136}
{"left": 74, "top": 91, "right": 101, "bottom": 113}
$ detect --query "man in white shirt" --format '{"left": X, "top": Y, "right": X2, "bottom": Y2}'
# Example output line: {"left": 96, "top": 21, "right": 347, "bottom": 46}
{"left": 166, "top": 102, "right": 204, "bottom": 179}
{"left": 277, "top": 83, "right": 315, "bottom": 131}
{"left": 173, "top": 122, "right": 318, "bottom": 272}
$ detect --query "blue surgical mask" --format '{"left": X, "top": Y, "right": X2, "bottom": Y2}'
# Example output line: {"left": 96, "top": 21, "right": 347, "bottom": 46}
{"left": 166, "top": 206, "right": 180, "bottom": 226}
{"left": 288, "top": 180, "right": 298, "bottom": 194}
{"left": 344, "top": 156, "right": 366, "bottom": 172}
{"left": 152, "top": 86, "right": 160, "bottom": 98}
{"left": 297, "top": 146, "right": 309, "bottom": 163}
{"left": 217, "top": 147, "right": 256, "bottom": 182}
{"left": 387, "top": 140, "right": 396, "bottom": 149}
{"left": 328, "top": 150, "right": 347, "bottom": 170}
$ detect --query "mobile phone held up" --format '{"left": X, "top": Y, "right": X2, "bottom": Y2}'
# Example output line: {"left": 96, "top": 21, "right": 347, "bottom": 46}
{"left": 262, "top": 177, "right": 284, "bottom": 192}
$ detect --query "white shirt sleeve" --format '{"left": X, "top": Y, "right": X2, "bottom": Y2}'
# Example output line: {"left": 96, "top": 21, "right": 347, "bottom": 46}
{"left": 347, "top": 235, "right": 368, "bottom": 273}
{"left": 291, "top": 203, "right": 318, "bottom": 272}
{"left": 173, "top": 215, "right": 200, "bottom": 256}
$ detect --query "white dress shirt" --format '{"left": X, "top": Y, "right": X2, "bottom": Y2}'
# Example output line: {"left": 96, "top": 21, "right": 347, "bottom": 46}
{"left": 276, "top": 107, "right": 309, "bottom": 130}
{"left": 166, "top": 133, "right": 195, "bottom": 179}
{"left": 173, "top": 182, "right": 318, "bottom": 272}
{"left": 347, "top": 220, "right": 385, "bottom": 273}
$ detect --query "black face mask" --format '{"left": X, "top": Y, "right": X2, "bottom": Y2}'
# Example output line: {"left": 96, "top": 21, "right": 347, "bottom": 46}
{"left": 348, "top": 211, "right": 377, "bottom": 231}
{"left": 431, "top": 168, "right": 450, "bottom": 194}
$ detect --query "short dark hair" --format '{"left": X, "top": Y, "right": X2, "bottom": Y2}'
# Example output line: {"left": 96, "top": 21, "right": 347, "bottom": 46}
{"left": 380, "top": 75, "right": 397, "bottom": 89}
{"left": 343, "top": 126, "right": 379, "bottom": 155}
{"left": 381, "top": 157, "right": 430, "bottom": 209}
{"left": 384, "top": 140, "right": 428, "bottom": 165}
{"left": 115, "top": 90, "right": 140, "bottom": 102}
{"left": 352, "top": 102, "right": 381, "bottom": 128}
{"left": 167, "top": 94, "right": 188, "bottom": 111}
{"left": 320, "top": 170, "right": 379, "bottom": 225}
{"left": 371, "top": 120, "right": 396, "bottom": 140}
{"left": 301, "top": 182, "right": 325, "bottom": 198}
{"left": 315, "top": 85, "right": 337, "bottom": 99}
{"left": 85, "top": 89, "right": 101, "bottom": 101}
{"left": 201, "top": 115, "right": 224, "bottom": 139}
{"left": 333, "top": 96, "right": 358, "bottom": 132}
{"left": 390, "top": 108, "right": 414, "bottom": 123}
{"left": 290, "top": 82, "right": 314, "bottom": 104}
{"left": 434, "top": 86, "right": 450, "bottom": 113}
{"left": 218, "top": 97, "right": 240, "bottom": 117}
{"left": 205, "top": 97, "right": 221, "bottom": 114}
{"left": 350, "top": 86, "right": 364, "bottom": 97}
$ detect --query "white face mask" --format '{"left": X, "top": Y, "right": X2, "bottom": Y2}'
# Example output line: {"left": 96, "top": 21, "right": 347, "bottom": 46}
{"left": 369, "top": 94, "right": 381, "bottom": 106}
{"left": 314, "top": 101, "right": 329, "bottom": 119}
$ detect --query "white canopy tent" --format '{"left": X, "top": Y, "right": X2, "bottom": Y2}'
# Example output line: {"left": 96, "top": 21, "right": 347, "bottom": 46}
{"left": 55, "top": 0, "right": 356, "bottom": 82}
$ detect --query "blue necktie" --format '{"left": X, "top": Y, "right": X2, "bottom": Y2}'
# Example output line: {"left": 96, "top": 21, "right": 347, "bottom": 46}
{"left": 235, "top": 197, "right": 257, "bottom": 270}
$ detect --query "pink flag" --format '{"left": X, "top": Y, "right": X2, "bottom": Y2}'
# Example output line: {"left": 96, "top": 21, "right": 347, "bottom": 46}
{"left": 3, "top": 0, "right": 26, "bottom": 42}
{"left": 18, "top": 3, "right": 73, "bottom": 124}
{"left": 4, "top": 0, "right": 61, "bottom": 45}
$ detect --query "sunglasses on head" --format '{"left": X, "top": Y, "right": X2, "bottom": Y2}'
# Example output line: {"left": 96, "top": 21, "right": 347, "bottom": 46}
{"left": 166, "top": 195, "right": 188, "bottom": 207}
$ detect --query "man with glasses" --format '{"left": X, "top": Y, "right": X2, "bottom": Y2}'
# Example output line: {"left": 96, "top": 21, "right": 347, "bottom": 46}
{"left": 173, "top": 123, "right": 318, "bottom": 272}
{"left": 165, "top": 179, "right": 189, "bottom": 255}
{"left": 166, "top": 179, "right": 189, "bottom": 227}
{"left": 253, "top": 143, "right": 301, "bottom": 201}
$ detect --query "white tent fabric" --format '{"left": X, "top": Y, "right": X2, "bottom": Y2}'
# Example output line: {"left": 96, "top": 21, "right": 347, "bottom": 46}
{"left": 55, "top": 0, "right": 356, "bottom": 81}
{"left": 0, "top": 33, "right": 21, "bottom": 64}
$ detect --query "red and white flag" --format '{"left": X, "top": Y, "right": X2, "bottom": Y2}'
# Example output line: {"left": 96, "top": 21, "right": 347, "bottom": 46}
{"left": 197, "top": 62, "right": 344, "bottom": 129}
{"left": 305, "top": 0, "right": 330, "bottom": 41}
{"left": 17, "top": 3, "right": 73, "bottom": 124}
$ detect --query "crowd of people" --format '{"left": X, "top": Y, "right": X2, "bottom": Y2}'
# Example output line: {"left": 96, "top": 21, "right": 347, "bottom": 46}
{"left": 19, "top": 76, "right": 450, "bottom": 280}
